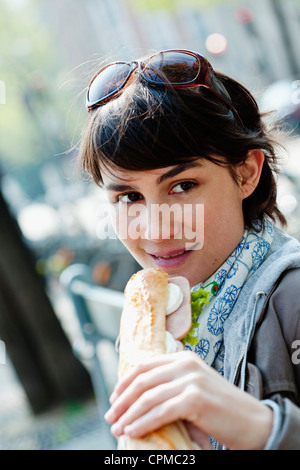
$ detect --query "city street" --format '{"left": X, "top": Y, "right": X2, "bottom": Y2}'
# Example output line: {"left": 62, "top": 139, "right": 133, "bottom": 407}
{"left": 1, "top": 0, "right": 300, "bottom": 451}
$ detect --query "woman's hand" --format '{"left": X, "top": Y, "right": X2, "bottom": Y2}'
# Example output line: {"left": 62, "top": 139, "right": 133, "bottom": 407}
{"left": 104, "top": 351, "right": 273, "bottom": 450}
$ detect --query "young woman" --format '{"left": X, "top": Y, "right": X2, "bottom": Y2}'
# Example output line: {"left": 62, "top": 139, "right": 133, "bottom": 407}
{"left": 79, "top": 50, "right": 300, "bottom": 449}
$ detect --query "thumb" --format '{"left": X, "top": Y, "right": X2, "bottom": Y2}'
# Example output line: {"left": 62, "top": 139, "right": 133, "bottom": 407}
{"left": 184, "top": 421, "right": 213, "bottom": 450}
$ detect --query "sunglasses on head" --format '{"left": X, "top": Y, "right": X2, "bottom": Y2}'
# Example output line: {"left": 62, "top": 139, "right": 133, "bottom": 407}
{"left": 86, "top": 49, "right": 242, "bottom": 126}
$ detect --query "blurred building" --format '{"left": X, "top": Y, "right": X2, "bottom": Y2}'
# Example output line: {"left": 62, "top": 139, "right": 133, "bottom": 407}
{"left": 39, "top": 0, "right": 300, "bottom": 92}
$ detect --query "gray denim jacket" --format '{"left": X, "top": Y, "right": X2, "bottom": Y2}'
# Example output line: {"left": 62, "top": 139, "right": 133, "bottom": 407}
{"left": 219, "top": 226, "right": 300, "bottom": 450}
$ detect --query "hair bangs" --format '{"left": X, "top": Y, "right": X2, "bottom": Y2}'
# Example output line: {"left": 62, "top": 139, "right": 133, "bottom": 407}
{"left": 81, "top": 78, "right": 233, "bottom": 184}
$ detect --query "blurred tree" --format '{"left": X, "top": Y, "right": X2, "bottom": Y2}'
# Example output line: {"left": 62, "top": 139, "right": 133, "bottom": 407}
{"left": 0, "top": 174, "right": 93, "bottom": 413}
{"left": 0, "top": 0, "right": 83, "bottom": 198}
{"left": 0, "top": 0, "right": 93, "bottom": 412}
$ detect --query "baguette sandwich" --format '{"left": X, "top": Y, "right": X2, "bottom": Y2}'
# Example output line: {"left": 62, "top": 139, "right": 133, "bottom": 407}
{"left": 117, "top": 267, "right": 200, "bottom": 450}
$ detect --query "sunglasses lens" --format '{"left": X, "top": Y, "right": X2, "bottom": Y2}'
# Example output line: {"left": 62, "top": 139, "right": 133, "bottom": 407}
{"left": 87, "top": 63, "right": 132, "bottom": 106}
{"left": 144, "top": 51, "right": 200, "bottom": 85}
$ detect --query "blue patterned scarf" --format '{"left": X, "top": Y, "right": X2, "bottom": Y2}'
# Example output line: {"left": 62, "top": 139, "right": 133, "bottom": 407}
{"left": 186, "top": 219, "right": 274, "bottom": 374}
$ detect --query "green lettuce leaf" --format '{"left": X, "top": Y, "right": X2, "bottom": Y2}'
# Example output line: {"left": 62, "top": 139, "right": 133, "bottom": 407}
{"left": 181, "top": 289, "right": 210, "bottom": 346}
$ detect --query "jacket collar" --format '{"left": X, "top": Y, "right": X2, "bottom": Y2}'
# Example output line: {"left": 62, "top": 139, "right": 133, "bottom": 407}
{"left": 223, "top": 226, "right": 300, "bottom": 386}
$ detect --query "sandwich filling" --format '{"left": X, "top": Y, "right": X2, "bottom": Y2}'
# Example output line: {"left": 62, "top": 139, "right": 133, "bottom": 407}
{"left": 165, "top": 282, "right": 184, "bottom": 352}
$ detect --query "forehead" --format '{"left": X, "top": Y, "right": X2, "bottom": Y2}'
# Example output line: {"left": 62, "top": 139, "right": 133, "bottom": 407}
{"left": 101, "top": 165, "right": 163, "bottom": 183}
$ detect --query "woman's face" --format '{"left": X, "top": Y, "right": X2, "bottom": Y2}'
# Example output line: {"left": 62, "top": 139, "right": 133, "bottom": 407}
{"left": 101, "top": 158, "right": 245, "bottom": 287}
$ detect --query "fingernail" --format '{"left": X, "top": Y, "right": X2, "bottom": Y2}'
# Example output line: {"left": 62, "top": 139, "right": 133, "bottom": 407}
{"left": 111, "top": 422, "right": 122, "bottom": 437}
{"left": 104, "top": 408, "right": 115, "bottom": 423}
{"left": 109, "top": 390, "right": 118, "bottom": 403}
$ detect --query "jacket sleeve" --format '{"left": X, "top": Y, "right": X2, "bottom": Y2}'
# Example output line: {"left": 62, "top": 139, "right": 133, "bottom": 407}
{"left": 269, "top": 268, "right": 300, "bottom": 395}
{"left": 258, "top": 268, "right": 300, "bottom": 450}
{"left": 263, "top": 395, "right": 300, "bottom": 449}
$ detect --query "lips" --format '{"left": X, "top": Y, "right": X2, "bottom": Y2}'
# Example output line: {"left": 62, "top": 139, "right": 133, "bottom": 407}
{"left": 149, "top": 248, "right": 192, "bottom": 268}
{"left": 152, "top": 250, "right": 186, "bottom": 259}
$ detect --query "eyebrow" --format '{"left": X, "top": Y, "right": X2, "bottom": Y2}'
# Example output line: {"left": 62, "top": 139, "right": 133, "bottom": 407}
{"left": 105, "top": 162, "right": 202, "bottom": 192}
{"left": 156, "top": 162, "right": 202, "bottom": 184}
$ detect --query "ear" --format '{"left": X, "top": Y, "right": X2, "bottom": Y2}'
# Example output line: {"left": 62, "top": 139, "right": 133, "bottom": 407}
{"left": 238, "top": 149, "right": 265, "bottom": 199}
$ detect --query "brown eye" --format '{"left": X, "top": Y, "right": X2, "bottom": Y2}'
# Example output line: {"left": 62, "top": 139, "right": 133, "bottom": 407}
{"left": 171, "top": 181, "right": 196, "bottom": 193}
{"left": 118, "top": 192, "right": 142, "bottom": 203}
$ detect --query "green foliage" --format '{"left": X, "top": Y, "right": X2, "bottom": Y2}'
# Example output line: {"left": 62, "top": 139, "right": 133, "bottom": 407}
{"left": 0, "top": 0, "right": 79, "bottom": 168}
{"left": 181, "top": 288, "right": 210, "bottom": 346}
{"left": 129, "top": 0, "right": 178, "bottom": 12}
{"left": 129, "top": 0, "right": 238, "bottom": 13}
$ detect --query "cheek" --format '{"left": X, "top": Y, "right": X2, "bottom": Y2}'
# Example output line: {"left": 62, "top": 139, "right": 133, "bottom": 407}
{"left": 206, "top": 188, "right": 243, "bottom": 232}
{"left": 182, "top": 204, "right": 205, "bottom": 249}
{"left": 109, "top": 205, "right": 141, "bottom": 251}
{"left": 109, "top": 205, "right": 130, "bottom": 241}
{"left": 201, "top": 180, "right": 243, "bottom": 227}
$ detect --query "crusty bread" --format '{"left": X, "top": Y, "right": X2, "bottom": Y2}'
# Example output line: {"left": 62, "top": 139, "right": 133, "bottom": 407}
{"left": 118, "top": 421, "right": 198, "bottom": 450}
{"left": 117, "top": 268, "right": 200, "bottom": 450}
{"left": 118, "top": 268, "right": 168, "bottom": 378}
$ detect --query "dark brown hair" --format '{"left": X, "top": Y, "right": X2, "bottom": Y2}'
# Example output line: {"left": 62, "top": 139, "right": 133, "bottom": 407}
{"left": 78, "top": 66, "right": 286, "bottom": 229}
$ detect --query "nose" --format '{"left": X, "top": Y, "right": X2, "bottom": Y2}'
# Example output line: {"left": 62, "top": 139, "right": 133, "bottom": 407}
{"left": 142, "top": 203, "right": 183, "bottom": 242}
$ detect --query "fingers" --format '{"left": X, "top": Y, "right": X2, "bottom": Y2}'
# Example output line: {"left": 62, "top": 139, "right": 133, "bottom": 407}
{"left": 110, "top": 351, "right": 197, "bottom": 403}
{"left": 105, "top": 347, "right": 274, "bottom": 450}
{"left": 115, "top": 394, "right": 187, "bottom": 438}
{"left": 109, "top": 377, "right": 189, "bottom": 437}
{"left": 105, "top": 357, "right": 187, "bottom": 424}
{"left": 109, "top": 352, "right": 191, "bottom": 404}
{"left": 105, "top": 351, "right": 207, "bottom": 438}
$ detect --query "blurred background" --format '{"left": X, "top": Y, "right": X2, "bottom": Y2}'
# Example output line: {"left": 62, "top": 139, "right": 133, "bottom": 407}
{"left": 1, "top": 0, "right": 300, "bottom": 450}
